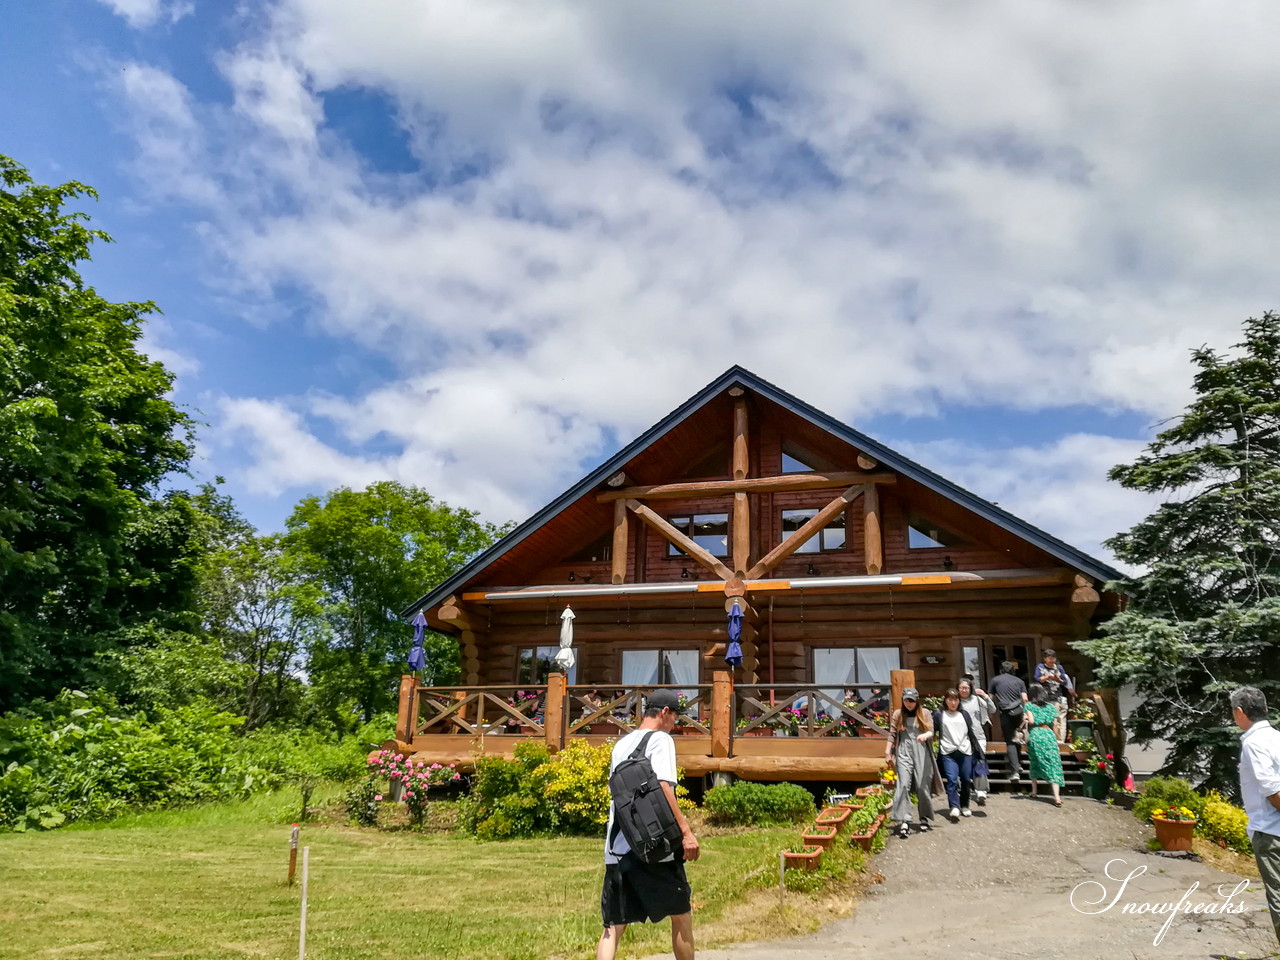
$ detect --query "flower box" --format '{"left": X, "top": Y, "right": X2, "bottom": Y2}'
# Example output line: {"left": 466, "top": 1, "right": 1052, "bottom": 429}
{"left": 1153, "top": 816, "right": 1196, "bottom": 852}
{"left": 849, "top": 817, "right": 885, "bottom": 852}
{"left": 782, "top": 846, "right": 823, "bottom": 871}
{"left": 814, "top": 806, "right": 852, "bottom": 830}
{"left": 739, "top": 728, "right": 773, "bottom": 737}
{"left": 855, "top": 785, "right": 884, "bottom": 798}
{"left": 837, "top": 801, "right": 865, "bottom": 813}
{"left": 801, "top": 825, "right": 839, "bottom": 850}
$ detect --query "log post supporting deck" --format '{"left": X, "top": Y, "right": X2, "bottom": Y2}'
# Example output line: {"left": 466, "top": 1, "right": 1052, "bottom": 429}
{"left": 732, "top": 397, "right": 751, "bottom": 578}
{"left": 545, "top": 672, "right": 567, "bottom": 752}
{"left": 890, "top": 668, "right": 916, "bottom": 714}
{"left": 712, "top": 671, "right": 732, "bottom": 758}
{"left": 396, "top": 674, "right": 416, "bottom": 742}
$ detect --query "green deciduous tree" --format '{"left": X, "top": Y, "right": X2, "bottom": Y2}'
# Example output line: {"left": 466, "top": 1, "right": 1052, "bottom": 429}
{"left": 284, "top": 481, "right": 507, "bottom": 726}
{"left": 1078, "top": 312, "right": 1280, "bottom": 794}
{"left": 0, "top": 155, "right": 198, "bottom": 709}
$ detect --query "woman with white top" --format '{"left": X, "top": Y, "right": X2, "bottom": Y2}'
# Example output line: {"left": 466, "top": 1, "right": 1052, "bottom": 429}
{"left": 958, "top": 676, "right": 996, "bottom": 805}
{"left": 932, "top": 688, "right": 984, "bottom": 822}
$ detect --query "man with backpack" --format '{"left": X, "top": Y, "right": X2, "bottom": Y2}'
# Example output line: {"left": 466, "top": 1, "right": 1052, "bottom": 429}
{"left": 597, "top": 689, "right": 700, "bottom": 960}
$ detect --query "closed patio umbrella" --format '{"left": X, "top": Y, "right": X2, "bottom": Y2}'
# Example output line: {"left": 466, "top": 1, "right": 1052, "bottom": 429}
{"left": 554, "top": 605, "right": 576, "bottom": 671}
{"left": 408, "top": 611, "right": 428, "bottom": 673}
{"left": 725, "top": 600, "right": 744, "bottom": 667}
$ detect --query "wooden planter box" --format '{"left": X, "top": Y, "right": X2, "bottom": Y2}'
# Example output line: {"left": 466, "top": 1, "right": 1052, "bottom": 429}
{"left": 782, "top": 846, "right": 823, "bottom": 871}
{"left": 815, "top": 806, "right": 852, "bottom": 831}
{"left": 801, "top": 824, "right": 839, "bottom": 850}
{"left": 1153, "top": 816, "right": 1196, "bottom": 852}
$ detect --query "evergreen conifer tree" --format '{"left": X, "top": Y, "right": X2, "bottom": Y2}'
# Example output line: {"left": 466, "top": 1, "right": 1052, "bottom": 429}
{"left": 1078, "top": 312, "right": 1280, "bottom": 794}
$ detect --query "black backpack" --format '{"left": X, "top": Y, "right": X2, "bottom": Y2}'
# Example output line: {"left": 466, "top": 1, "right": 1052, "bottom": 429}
{"left": 608, "top": 731, "right": 683, "bottom": 864}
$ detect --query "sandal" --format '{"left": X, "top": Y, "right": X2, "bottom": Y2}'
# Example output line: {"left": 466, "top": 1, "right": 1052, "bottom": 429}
{"left": 1052, "top": 799, "right": 1063, "bottom": 807}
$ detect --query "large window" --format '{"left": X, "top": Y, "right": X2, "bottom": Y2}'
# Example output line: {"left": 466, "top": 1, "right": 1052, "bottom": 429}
{"left": 781, "top": 508, "right": 846, "bottom": 553}
{"left": 666, "top": 513, "right": 729, "bottom": 557}
{"left": 517, "top": 646, "right": 577, "bottom": 685}
{"left": 812, "top": 646, "right": 901, "bottom": 715}
{"left": 621, "top": 649, "right": 699, "bottom": 695}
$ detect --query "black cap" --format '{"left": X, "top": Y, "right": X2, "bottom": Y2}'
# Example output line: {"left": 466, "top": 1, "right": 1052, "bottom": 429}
{"left": 647, "top": 689, "right": 684, "bottom": 714}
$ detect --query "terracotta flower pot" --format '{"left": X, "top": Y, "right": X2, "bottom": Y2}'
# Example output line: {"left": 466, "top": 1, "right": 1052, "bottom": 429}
{"left": 802, "top": 825, "right": 839, "bottom": 850}
{"left": 1073, "top": 751, "right": 1090, "bottom": 763}
{"left": 782, "top": 846, "right": 823, "bottom": 871}
{"left": 815, "top": 806, "right": 852, "bottom": 830}
{"left": 855, "top": 785, "right": 884, "bottom": 798}
{"left": 837, "top": 801, "right": 864, "bottom": 813}
{"left": 1153, "top": 816, "right": 1196, "bottom": 852}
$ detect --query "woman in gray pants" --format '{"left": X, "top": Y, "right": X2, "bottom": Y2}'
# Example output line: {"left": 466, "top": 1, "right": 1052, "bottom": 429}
{"left": 884, "top": 688, "right": 941, "bottom": 838}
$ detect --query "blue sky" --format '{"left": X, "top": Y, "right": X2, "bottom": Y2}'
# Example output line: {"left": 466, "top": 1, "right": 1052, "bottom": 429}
{"left": 7, "top": 0, "right": 1280, "bottom": 565}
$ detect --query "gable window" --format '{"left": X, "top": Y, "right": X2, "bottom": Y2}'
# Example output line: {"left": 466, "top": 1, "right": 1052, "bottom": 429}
{"left": 518, "top": 646, "right": 577, "bottom": 685}
{"left": 907, "top": 514, "right": 965, "bottom": 549}
{"left": 812, "top": 646, "right": 901, "bottom": 716}
{"left": 781, "top": 508, "right": 846, "bottom": 553}
{"left": 567, "top": 533, "right": 612, "bottom": 563}
{"left": 666, "top": 513, "right": 729, "bottom": 557}
{"left": 621, "top": 649, "right": 699, "bottom": 695}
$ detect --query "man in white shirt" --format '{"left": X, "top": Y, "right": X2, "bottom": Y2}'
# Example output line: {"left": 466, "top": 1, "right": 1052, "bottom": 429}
{"left": 598, "top": 689, "right": 700, "bottom": 960}
{"left": 1231, "top": 685, "right": 1280, "bottom": 943}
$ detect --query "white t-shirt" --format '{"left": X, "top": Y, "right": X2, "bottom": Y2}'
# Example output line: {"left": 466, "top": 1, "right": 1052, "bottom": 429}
{"left": 939, "top": 710, "right": 972, "bottom": 755}
{"left": 604, "top": 727, "right": 678, "bottom": 864}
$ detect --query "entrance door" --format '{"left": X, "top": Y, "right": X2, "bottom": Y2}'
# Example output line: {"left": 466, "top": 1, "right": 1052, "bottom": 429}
{"left": 984, "top": 641, "right": 1033, "bottom": 685}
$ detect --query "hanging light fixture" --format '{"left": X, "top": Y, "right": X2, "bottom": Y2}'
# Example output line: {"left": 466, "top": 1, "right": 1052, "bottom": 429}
{"left": 806, "top": 562, "right": 819, "bottom": 576}
{"left": 680, "top": 567, "right": 691, "bottom": 579}
{"left": 567, "top": 571, "right": 576, "bottom": 582}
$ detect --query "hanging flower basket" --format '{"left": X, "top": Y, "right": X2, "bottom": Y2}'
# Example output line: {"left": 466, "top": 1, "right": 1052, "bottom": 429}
{"left": 801, "top": 824, "right": 839, "bottom": 850}
{"left": 1152, "top": 816, "right": 1196, "bottom": 852}
{"left": 782, "top": 846, "right": 823, "bottom": 871}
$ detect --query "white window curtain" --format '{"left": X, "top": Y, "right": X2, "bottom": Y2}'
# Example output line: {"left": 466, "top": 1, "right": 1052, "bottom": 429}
{"left": 856, "top": 647, "right": 900, "bottom": 685}
{"left": 663, "top": 650, "right": 699, "bottom": 694}
{"left": 813, "top": 648, "right": 857, "bottom": 716}
{"left": 622, "top": 650, "right": 660, "bottom": 686}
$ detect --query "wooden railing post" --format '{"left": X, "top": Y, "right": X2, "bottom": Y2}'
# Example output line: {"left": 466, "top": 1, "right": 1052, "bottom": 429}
{"left": 712, "top": 671, "right": 732, "bottom": 758}
{"left": 546, "top": 672, "right": 567, "bottom": 752}
{"left": 890, "top": 669, "right": 916, "bottom": 714}
{"left": 396, "top": 675, "right": 415, "bottom": 742}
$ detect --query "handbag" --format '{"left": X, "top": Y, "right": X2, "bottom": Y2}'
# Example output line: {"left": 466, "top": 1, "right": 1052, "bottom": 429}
{"left": 1012, "top": 721, "right": 1028, "bottom": 745}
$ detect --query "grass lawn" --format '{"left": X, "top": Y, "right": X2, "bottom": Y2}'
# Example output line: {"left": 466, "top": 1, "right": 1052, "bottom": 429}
{"left": 0, "top": 791, "right": 854, "bottom": 960}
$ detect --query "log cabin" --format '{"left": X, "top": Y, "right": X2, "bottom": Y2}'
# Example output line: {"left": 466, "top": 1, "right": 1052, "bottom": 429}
{"left": 393, "top": 366, "right": 1124, "bottom": 782}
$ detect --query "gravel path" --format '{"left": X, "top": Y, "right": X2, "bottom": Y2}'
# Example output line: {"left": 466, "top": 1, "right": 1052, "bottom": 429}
{"left": 648, "top": 794, "right": 1278, "bottom": 960}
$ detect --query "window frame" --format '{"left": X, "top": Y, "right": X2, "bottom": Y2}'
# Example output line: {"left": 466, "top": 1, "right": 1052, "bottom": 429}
{"left": 665, "top": 512, "right": 730, "bottom": 558}
{"left": 516, "top": 645, "right": 577, "bottom": 685}
{"left": 780, "top": 507, "right": 848, "bottom": 553}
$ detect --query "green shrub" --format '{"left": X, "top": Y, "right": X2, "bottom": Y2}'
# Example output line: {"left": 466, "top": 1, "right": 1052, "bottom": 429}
{"left": 1133, "top": 776, "right": 1204, "bottom": 824}
{"left": 703, "top": 782, "right": 815, "bottom": 827}
{"left": 1197, "top": 791, "right": 1251, "bottom": 854}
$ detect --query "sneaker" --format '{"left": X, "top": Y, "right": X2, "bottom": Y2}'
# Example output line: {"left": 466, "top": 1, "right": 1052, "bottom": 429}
{"left": 897, "top": 822, "right": 910, "bottom": 839}
{"left": 975, "top": 792, "right": 987, "bottom": 806}
{"left": 948, "top": 807, "right": 960, "bottom": 822}
{"left": 961, "top": 807, "right": 972, "bottom": 817}
{"left": 918, "top": 820, "right": 931, "bottom": 833}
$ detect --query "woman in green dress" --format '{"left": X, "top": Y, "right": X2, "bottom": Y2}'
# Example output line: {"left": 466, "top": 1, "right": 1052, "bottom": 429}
{"left": 1023, "top": 683, "right": 1064, "bottom": 806}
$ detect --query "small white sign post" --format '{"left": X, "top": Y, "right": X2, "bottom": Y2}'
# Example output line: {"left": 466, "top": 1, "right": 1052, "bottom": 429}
{"left": 298, "top": 846, "right": 310, "bottom": 960}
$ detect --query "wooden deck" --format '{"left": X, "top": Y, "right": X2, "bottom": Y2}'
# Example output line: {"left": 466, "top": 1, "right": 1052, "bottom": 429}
{"left": 386, "top": 671, "right": 907, "bottom": 780}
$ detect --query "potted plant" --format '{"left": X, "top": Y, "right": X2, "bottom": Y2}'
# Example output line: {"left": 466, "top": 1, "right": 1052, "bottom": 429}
{"left": 855, "top": 784, "right": 885, "bottom": 798}
{"left": 815, "top": 805, "right": 852, "bottom": 831}
{"left": 1080, "top": 751, "right": 1113, "bottom": 800}
{"left": 782, "top": 845, "right": 823, "bottom": 871}
{"left": 1067, "top": 699, "right": 1096, "bottom": 742}
{"left": 879, "top": 766, "right": 898, "bottom": 790}
{"left": 1151, "top": 806, "right": 1197, "bottom": 851}
{"left": 1070, "top": 735, "right": 1095, "bottom": 764}
{"left": 848, "top": 807, "right": 883, "bottom": 851}
{"left": 736, "top": 715, "right": 771, "bottom": 737}
{"left": 801, "top": 824, "right": 839, "bottom": 850}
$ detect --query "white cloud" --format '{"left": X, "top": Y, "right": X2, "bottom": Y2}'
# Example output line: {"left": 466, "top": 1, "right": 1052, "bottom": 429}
{"left": 96, "top": 0, "right": 192, "bottom": 29}
{"left": 106, "top": 1, "right": 1280, "bottom": 546}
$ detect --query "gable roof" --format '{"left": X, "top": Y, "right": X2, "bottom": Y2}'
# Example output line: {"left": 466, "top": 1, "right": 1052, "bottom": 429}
{"left": 402, "top": 365, "right": 1123, "bottom": 616}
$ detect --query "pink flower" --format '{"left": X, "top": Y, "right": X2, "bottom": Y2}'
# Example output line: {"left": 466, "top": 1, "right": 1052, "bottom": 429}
{"left": 374, "top": 795, "right": 383, "bottom": 802}
{"left": 404, "top": 791, "right": 414, "bottom": 798}
{"left": 452, "top": 773, "right": 461, "bottom": 781}
{"left": 431, "top": 763, "right": 441, "bottom": 770}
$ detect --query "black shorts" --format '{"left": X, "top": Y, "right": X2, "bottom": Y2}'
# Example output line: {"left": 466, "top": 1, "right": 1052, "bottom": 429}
{"left": 601, "top": 853, "right": 691, "bottom": 927}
